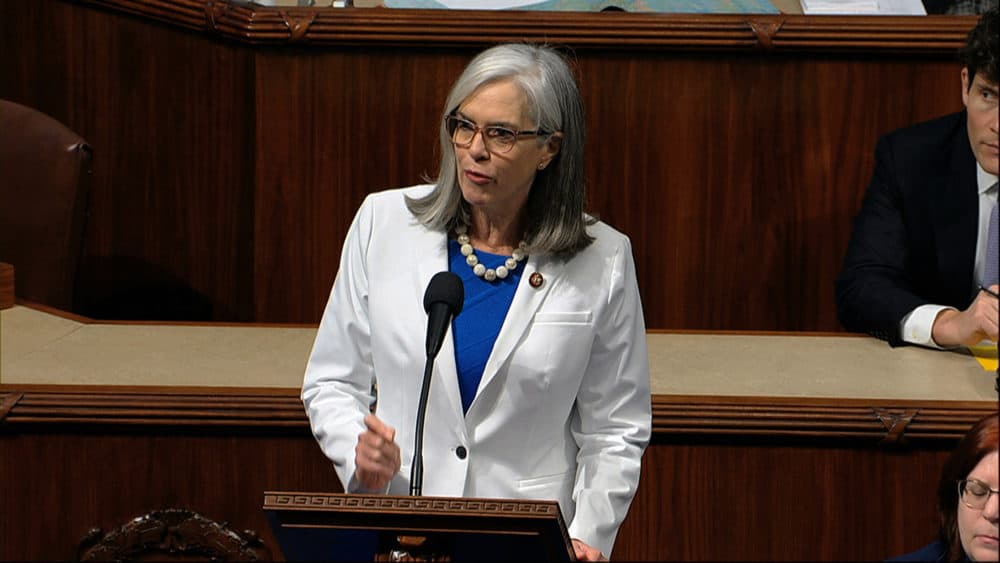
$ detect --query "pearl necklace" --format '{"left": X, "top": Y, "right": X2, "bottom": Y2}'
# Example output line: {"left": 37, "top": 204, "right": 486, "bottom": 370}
{"left": 455, "top": 224, "right": 527, "bottom": 281}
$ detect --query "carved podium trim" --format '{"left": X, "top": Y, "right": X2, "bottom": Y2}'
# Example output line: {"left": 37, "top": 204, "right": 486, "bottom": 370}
{"left": 264, "top": 492, "right": 575, "bottom": 562}
{"left": 265, "top": 492, "right": 562, "bottom": 517}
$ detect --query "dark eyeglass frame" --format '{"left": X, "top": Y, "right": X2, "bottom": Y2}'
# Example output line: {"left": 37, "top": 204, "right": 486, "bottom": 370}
{"left": 444, "top": 115, "right": 550, "bottom": 154}
{"left": 957, "top": 478, "right": 1000, "bottom": 510}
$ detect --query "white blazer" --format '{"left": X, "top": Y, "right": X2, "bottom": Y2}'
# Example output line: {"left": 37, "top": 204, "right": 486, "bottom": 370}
{"left": 302, "top": 185, "right": 651, "bottom": 556}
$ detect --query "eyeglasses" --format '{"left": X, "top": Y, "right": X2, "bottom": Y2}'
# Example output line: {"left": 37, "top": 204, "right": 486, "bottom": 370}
{"left": 445, "top": 115, "right": 549, "bottom": 154}
{"left": 958, "top": 479, "right": 1000, "bottom": 510}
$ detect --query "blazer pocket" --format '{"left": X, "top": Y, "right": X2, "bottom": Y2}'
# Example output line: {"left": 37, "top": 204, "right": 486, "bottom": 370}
{"left": 517, "top": 470, "right": 572, "bottom": 491}
{"left": 532, "top": 311, "right": 592, "bottom": 325}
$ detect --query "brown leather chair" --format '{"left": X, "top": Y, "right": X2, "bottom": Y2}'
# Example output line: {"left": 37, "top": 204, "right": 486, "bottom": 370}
{"left": 0, "top": 99, "right": 92, "bottom": 311}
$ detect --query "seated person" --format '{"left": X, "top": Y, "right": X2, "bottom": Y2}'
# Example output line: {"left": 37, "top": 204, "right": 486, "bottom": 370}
{"left": 836, "top": 7, "right": 998, "bottom": 348}
{"left": 889, "top": 412, "right": 998, "bottom": 561}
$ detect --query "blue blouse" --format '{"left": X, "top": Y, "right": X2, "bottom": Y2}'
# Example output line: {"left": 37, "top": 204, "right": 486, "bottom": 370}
{"left": 448, "top": 238, "right": 523, "bottom": 414}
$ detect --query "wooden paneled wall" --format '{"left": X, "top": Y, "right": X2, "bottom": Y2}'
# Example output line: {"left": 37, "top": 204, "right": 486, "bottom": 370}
{"left": 0, "top": 0, "right": 976, "bottom": 329}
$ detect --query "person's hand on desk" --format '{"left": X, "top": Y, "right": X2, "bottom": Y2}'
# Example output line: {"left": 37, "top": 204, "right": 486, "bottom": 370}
{"left": 572, "top": 538, "right": 607, "bottom": 561}
{"left": 931, "top": 284, "right": 999, "bottom": 347}
{"left": 355, "top": 413, "right": 401, "bottom": 491}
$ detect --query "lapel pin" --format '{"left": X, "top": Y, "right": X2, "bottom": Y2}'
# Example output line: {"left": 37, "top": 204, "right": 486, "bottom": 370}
{"left": 528, "top": 272, "right": 544, "bottom": 289}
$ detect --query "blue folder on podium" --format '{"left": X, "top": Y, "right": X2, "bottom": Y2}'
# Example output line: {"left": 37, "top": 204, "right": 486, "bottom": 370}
{"left": 264, "top": 491, "right": 576, "bottom": 561}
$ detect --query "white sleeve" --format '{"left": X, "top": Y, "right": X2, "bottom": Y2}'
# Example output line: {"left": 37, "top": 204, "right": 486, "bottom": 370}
{"left": 301, "top": 194, "right": 378, "bottom": 492}
{"left": 899, "top": 304, "right": 957, "bottom": 349}
{"left": 567, "top": 236, "right": 652, "bottom": 557}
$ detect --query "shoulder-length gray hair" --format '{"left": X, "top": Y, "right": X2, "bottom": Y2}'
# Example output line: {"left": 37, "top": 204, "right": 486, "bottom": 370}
{"left": 405, "top": 43, "right": 593, "bottom": 257}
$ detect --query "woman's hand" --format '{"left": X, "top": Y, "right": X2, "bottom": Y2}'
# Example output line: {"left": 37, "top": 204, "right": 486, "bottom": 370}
{"left": 572, "top": 539, "right": 607, "bottom": 561}
{"left": 354, "top": 413, "right": 401, "bottom": 491}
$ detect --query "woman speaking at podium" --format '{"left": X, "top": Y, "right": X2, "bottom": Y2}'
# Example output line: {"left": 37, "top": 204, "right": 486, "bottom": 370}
{"left": 302, "top": 43, "right": 651, "bottom": 561}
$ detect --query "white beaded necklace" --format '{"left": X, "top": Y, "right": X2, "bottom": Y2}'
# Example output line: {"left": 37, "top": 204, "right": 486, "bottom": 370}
{"left": 455, "top": 224, "right": 527, "bottom": 281}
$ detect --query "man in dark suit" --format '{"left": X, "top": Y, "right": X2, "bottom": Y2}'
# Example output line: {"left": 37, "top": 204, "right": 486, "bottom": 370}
{"left": 836, "top": 7, "right": 998, "bottom": 348}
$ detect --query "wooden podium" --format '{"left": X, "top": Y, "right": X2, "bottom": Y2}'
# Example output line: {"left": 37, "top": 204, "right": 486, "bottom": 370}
{"left": 263, "top": 492, "right": 575, "bottom": 562}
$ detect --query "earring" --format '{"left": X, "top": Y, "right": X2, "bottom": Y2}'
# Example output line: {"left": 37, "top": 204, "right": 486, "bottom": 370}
{"left": 538, "top": 163, "right": 546, "bottom": 170}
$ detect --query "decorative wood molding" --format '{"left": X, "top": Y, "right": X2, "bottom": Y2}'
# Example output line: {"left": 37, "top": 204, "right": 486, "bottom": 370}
{"left": 264, "top": 492, "right": 574, "bottom": 560}
{"left": 768, "top": 16, "right": 975, "bottom": 52}
{"left": 265, "top": 492, "right": 561, "bottom": 517}
{"left": 0, "top": 386, "right": 307, "bottom": 428}
{"left": 874, "top": 407, "right": 919, "bottom": 444}
{"left": 0, "top": 392, "right": 23, "bottom": 422}
{"left": 278, "top": 9, "right": 317, "bottom": 41}
{"left": 2, "top": 385, "right": 993, "bottom": 442}
{"left": 71, "top": 0, "right": 977, "bottom": 52}
{"left": 78, "top": 508, "right": 271, "bottom": 561}
{"left": 651, "top": 395, "right": 993, "bottom": 442}
{"left": 748, "top": 19, "right": 782, "bottom": 50}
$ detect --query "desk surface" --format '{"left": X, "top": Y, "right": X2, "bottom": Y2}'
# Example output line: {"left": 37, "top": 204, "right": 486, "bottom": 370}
{"left": 2, "top": 304, "right": 995, "bottom": 401}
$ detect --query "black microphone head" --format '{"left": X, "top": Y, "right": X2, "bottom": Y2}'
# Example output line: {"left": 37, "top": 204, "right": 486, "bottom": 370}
{"left": 424, "top": 271, "right": 464, "bottom": 316}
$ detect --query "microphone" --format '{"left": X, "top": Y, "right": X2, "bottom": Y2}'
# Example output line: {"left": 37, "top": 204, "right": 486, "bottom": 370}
{"left": 410, "top": 271, "right": 464, "bottom": 496}
{"left": 423, "top": 271, "right": 465, "bottom": 359}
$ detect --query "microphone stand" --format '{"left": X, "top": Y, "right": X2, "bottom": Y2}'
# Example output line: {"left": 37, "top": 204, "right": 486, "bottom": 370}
{"left": 409, "top": 271, "right": 463, "bottom": 497}
{"left": 397, "top": 357, "right": 447, "bottom": 563}
{"left": 409, "top": 357, "right": 434, "bottom": 497}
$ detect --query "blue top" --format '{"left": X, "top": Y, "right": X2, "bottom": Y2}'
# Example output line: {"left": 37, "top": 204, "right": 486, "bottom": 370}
{"left": 448, "top": 238, "right": 523, "bottom": 414}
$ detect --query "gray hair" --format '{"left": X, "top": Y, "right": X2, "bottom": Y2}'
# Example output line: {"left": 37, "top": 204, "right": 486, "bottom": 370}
{"left": 405, "top": 43, "right": 593, "bottom": 257}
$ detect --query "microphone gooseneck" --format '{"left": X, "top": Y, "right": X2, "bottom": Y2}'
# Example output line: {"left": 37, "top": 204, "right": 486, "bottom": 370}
{"left": 411, "top": 271, "right": 464, "bottom": 496}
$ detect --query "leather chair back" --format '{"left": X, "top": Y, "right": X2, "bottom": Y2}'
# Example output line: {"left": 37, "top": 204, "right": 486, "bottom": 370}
{"left": 0, "top": 100, "right": 92, "bottom": 311}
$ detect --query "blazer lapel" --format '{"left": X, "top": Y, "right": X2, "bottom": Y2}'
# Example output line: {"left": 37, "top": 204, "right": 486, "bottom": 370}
{"left": 410, "top": 223, "right": 466, "bottom": 425}
{"left": 473, "top": 253, "right": 563, "bottom": 403}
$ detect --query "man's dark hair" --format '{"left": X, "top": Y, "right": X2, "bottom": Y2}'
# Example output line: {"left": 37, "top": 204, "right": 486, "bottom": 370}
{"left": 961, "top": 7, "right": 998, "bottom": 88}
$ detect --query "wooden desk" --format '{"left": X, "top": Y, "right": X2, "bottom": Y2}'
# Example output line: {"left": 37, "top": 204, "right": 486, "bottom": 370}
{"left": 4, "top": 304, "right": 994, "bottom": 399}
{"left": 1, "top": 304, "right": 994, "bottom": 560}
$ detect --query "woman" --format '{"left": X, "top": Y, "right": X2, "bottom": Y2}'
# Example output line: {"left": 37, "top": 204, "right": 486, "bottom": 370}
{"left": 301, "top": 43, "right": 651, "bottom": 561}
{"left": 891, "top": 413, "right": 999, "bottom": 561}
